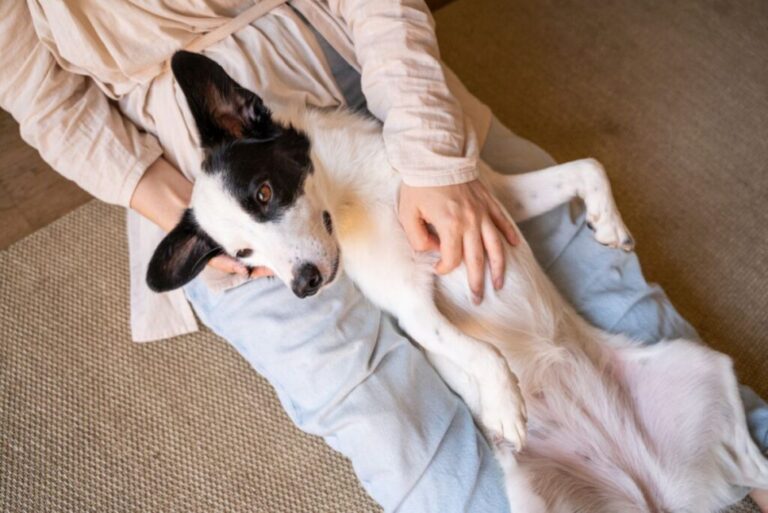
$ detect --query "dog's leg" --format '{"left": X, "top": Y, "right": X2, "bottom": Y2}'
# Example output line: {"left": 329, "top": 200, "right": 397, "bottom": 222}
{"left": 482, "top": 158, "right": 635, "bottom": 250}
{"left": 340, "top": 212, "right": 527, "bottom": 447}
{"left": 425, "top": 353, "right": 543, "bottom": 512}
{"left": 717, "top": 359, "right": 768, "bottom": 503}
{"left": 399, "top": 296, "right": 527, "bottom": 447}
{"left": 614, "top": 338, "right": 768, "bottom": 511}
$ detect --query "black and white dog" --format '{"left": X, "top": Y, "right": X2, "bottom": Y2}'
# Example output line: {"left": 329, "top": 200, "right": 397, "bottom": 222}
{"left": 148, "top": 51, "right": 768, "bottom": 512}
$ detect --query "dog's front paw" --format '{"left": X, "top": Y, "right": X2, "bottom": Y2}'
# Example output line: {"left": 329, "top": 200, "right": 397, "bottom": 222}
{"left": 579, "top": 159, "right": 635, "bottom": 252}
{"left": 477, "top": 359, "right": 528, "bottom": 451}
{"left": 586, "top": 208, "right": 634, "bottom": 252}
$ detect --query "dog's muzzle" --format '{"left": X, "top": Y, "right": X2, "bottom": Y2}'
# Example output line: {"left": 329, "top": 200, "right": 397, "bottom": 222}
{"left": 291, "top": 262, "right": 323, "bottom": 298}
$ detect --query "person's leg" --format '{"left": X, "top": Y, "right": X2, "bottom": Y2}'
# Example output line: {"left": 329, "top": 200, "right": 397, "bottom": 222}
{"left": 480, "top": 116, "right": 768, "bottom": 457}
{"left": 184, "top": 275, "right": 509, "bottom": 513}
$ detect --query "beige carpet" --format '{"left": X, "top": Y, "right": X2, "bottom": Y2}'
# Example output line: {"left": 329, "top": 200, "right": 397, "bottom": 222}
{"left": 2, "top": 0, "right": 767, "bottom": 511}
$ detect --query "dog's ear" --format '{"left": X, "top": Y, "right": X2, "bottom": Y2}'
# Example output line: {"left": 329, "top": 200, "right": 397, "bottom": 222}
{"left": 146, "top": 209, "right": 223, "bottom": 293}
{"left": 171, "top": 50, "right": 280, "bottom": 149}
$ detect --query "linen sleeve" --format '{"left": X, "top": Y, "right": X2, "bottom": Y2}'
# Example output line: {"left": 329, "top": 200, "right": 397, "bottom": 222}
{"left": 329, "top": 0, "right": 479, "bottom": 187}
{"left": 0, "top": 2, "right": 163, "bottom": 207}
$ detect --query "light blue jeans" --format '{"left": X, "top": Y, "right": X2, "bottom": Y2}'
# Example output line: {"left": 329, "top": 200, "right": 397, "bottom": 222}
{"left": 184, "top": 34, "right": 768, "bottom": 513}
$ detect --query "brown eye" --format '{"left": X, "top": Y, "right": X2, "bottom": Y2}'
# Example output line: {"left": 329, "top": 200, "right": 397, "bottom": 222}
{"left": 236, "top": 248, "right": 253, "bottom": 258}
{"left": 256, "top": 183, "right": 272, "bottom": 205}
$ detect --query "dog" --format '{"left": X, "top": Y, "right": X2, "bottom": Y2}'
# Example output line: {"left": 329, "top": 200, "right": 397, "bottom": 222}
{"left": 147, "top": 51, "right": 768, "bottom": 512}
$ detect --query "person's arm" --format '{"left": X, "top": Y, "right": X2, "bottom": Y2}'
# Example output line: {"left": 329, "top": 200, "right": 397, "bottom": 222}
{"left": 0, "top": 2, "right": 161, "bottom": 208}
{"left": 330, "top": 0, "right": 518, "bottom": 302}
{"left": 129, "top": 157, "right": 192, "bottom": 233}
{"left": 0, "top": 3, "right": 265, "bottom": 279}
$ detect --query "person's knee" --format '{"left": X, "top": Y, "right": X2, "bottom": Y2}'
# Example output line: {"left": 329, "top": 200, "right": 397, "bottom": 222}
{"left": 481, "top": 117, "right": 556, "bottom": 175}
{"left": 395, "top": 405, "right": 511, "bottom": 513}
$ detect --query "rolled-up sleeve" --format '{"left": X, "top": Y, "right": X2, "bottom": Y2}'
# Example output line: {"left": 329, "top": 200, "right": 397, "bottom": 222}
{"left": 330, "top": 0, "right": 479, "bottom": 187}
{"left": 0, "top": 2, "right": 163, "bottom": 207}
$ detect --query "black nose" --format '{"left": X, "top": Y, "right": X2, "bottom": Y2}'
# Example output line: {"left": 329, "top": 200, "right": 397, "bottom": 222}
{"left": 291, "top": 263, "right": 323, "bottom": 298}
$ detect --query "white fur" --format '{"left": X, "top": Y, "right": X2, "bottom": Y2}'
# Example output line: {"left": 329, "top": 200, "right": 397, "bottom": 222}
{"left": 192, "top": 105, "right": 768, "bottom": 512}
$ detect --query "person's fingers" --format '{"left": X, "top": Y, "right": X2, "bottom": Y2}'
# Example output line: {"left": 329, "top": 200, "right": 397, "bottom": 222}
{"left": 481, "top": 217, "right": 506, "bottom": 290}
{"left": 250, "top": 266, "right": 274, "bottom": 278}
{"left": 434, "top": 218, "right": 464, "bottom": 275}
{"left": 488, "top": 197, "right": 519, "bottom": 246}
{"left": 399, "top": 207, "right": 438, "bottom": 252}
{"left": 463, "top": 225, "right": 485, "bottom": 304}
{"left": 209, "top": 255, "right": 273, "bottom": 279}
{"left": 209, "top": 254, "right": 249, "bottom": 276}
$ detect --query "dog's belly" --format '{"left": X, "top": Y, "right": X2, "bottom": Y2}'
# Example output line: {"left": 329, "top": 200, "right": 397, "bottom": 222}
{"left": 433, "top": 246, "right": 766, "bottom": 512}
{"left": 512, "top": 339, "right": 743, "bottom": 513}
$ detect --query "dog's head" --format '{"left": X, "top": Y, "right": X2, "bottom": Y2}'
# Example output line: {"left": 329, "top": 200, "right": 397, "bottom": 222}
{"left": 146, "top": 51, "right": 339, "bottom": 297}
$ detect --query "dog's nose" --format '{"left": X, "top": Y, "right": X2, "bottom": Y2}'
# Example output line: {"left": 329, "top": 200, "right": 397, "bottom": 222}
{"left": 291, "top": 263, "right": 323, "bottom": 298}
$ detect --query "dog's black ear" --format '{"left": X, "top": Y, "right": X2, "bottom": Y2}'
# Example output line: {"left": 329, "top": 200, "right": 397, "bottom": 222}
{"left": 146, "top": 209, "right": 223, "bottom": 293}
{"left": 171, "top": 50, "right": 280, "bottom": 149}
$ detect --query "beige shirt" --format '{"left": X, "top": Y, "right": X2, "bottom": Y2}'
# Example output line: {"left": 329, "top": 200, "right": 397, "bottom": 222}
{"left": 0, "top": 0, "right": 491, "bottom": 342}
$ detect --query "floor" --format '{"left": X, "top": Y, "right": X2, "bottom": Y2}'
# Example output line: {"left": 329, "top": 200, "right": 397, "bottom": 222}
{"left": 0, "top": 111, "right": 91, "bottom": 249}
{"left": 0, "top": 0, "right": 452, "bottom": 250}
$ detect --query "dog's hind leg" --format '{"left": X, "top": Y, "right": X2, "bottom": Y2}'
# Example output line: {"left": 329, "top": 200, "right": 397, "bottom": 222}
{"left": 615, "top": 338, "right": 768, "bottom": 511}
{"left": 481, "top": 158, "right": 635, "bottom": 251}
{"left": 717, "top": 360, "right": 768, "bottom": 500}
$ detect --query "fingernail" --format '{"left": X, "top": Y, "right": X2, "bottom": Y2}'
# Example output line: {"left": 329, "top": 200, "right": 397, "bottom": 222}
{"left": 494, "top": 277, "right": 503, "bottom": 290}
{"left": 472, "top": 292, "right": 482, "bottom": 305}
{"left": 236, "top": 265, "right": 249, "bottom": 277}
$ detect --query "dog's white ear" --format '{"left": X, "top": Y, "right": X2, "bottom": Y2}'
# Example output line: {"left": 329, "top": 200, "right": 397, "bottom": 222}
{"left": 171, "top": 50, "right": 280, "bottom": 149}
{"left": 146, "top": 209, "right": 223, "bottom": 293}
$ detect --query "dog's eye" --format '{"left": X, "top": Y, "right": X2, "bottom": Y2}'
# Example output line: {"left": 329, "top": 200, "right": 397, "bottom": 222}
{"left": 236, "top": 248, "right": 253, "bottom": 259}
{"left": 256, "top": 183, "right": 272, "bottom": 205}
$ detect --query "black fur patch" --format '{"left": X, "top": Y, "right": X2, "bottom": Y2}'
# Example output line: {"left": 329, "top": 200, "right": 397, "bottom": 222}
{"left": 322, "top": 210, "right": 333, "bottom": 235}
{"left": 146, "top": 209, "right": 223, "bottom": 292}
{"left": 173, "top": 50, "right": 313, "bottom": 224}
{"left": 171, "top": 51, "right": 280, "bottom": 148}
{"left": 206, "top": 129, "right": 312, "bottom": 223}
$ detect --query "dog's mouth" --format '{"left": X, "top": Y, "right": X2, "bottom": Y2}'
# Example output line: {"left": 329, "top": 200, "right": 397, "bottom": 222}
{"left": 327, "top": 249, "right": 341, "bottom": 285}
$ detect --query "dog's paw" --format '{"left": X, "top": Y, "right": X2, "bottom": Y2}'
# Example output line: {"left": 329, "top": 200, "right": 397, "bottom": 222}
{"left": 579, "top": 159, "right": 635, "bottom": 252}
{"left": 586, "top": 208, "right": 635, "bottom": 252}
{"left": 477, "top": 361, "right": 528, "bottom": 451}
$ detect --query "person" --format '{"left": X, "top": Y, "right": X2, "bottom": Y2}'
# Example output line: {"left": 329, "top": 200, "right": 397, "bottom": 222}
{"left": 1, "top": 1, "right": 766, "bottom": 511}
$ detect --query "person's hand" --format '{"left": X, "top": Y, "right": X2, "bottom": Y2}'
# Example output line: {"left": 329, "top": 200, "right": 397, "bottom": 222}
{"left": 398, "top": 179, "right": 519, "bottom": 304}
{"left": 749, "top": 488, "right": 768, "bottom": 513}
{"left": 131, "top": 157, "right": 274, "bottom": 279}
{"left": 208, "top": 254, "right": 274, "bottom": 279}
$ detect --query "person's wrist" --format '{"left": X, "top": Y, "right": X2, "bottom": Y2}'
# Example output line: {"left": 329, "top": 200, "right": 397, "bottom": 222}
{"left": 130, "top": 157, "right": 193, "bottom": 232}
